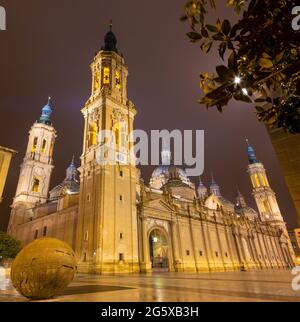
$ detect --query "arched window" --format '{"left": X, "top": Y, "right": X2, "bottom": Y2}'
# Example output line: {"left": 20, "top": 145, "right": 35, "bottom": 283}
{"left": 260, "top": 174, "right": 269, "bottom": 187}
{"left": 254, "top": 174, "right": 260, "bottom": 187}
{"left": 263, "top": 200, "right": 271, "bottom": 214}
{"left": 103, "top": 67, "right": 110, "bottom": 85}
{"left": 115, "top": 70, "right": 121, "bottom": 89}
{"left": 115, "top": 125, "right": 120, "bottom": 147}
{"left": 41, "top": 139, "right": 47, "bottom": 154}
{"left": 94, "top": 71, "right": 100, "bottom": 91}
{"left": 88, "top": 123, "right": 98, "bottom": 147}
{"left": 32, "top": 137, "right": 38, "bottom": 153}
{"left": 49, "top": 142, "right": 54, "bottom": 158}
{"left": 32, "top": 178, "right": 40, "bottom": 193}
{"left": 250, "top": 176, "right": 256, "bottom": 188}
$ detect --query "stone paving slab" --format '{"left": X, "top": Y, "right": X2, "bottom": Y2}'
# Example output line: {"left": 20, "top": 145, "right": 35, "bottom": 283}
{"left": 0, "top": 270, "right": 299, "bottom": 302}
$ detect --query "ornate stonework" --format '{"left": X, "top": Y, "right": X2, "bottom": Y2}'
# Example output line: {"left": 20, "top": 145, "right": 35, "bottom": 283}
{"left": 8, "top": 28, "right": 296, "bottom": 274}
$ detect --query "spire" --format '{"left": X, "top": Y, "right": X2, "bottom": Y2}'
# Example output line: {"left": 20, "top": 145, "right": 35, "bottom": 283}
{"left": 66, "top": 156, "right": 77, "bottom": 182}
{"left": 39, "top": 97, "right": 53, "bottom": 125}
{"left": 198, "top": 176, "right": 208, "bottom": 199}
{"left": 246, "top": 139, "right": 258, "bottom": 164}
{"left": 199, "top": 176, "right": 204, "bottom": 186}
{"left": 211, "top": 172, "right": 216, "bottom": 185}
{"left": 102, "top": 20, "right": 118, "bottom": 53}
{"left": 236, "top": 185, "right": 246, "bottom": 208}
{"left": 210, "top": 172, "right": 221, "bottom": 196}
{"left": 198, "top": 176, "right": 207, "bottom": 189}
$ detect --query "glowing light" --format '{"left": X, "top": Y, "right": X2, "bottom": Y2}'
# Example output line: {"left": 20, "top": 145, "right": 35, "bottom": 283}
{"left": 242, "top": 88, "right": 248, "bottom": 95}
{"left": 153, "top": 237, "right": 158, "bottom": 243}
{"left": 234, "top": 76, "right": 241, "bottom": 84}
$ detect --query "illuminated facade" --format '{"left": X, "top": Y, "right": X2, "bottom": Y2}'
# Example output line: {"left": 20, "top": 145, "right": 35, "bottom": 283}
{"left": 8, "top": 26, "right": 296, "bottom": 274}
{"left": 0, "top": 146, "right": 16, "bottom": 204}
{"left": 289, "top": 228, "right": 300, "bottom": 265}
{"left": 8, "top": 98, "right": 57, "bottom": 236}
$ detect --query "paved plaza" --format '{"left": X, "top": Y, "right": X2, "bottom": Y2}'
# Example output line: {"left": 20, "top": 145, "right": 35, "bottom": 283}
{"left": 1, "top": 270, "right": 300, "bottom": 302}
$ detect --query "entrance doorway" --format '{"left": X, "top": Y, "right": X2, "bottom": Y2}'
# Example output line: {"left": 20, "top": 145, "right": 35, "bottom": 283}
{"left": 149, "top": 229, "right": 170, "bottom": 272}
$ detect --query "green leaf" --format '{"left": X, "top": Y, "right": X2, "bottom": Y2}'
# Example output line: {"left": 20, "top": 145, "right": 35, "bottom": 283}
{"left": 216, "top": 65, "right": 232, "bottom": 80}
{"left": 258, "top": 58, "right": 273, "bottom": 69}
{"left": 222, "top": 20, "right": 231, "bottom": 36}
{"left": 201, "top": 28, "right": 209, "bottom": 38}
{"left": 228, "top": 52, "right": 237, "bottom": 72}
{"left": 219, "top": 42, "right": 227, "bottom": 60}
{"left": 201, "top": 41, "right": 213, "bottom": 53}
{"left": 255, "top": 98, "right": 267, "bottom": 103}
{"left": 187, "top": 32, "right": 202, "bottom": 41}
{"left": 206, "top": 24, "right": 219, "bottom": 33}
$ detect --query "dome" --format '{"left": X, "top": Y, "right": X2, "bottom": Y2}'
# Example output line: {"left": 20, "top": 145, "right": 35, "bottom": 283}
{"left": 150, "top": 165, "right": 193, "bottom": 190}
{"left": 197, "top": 177, "right": 208, "bottom": 199}
{"left": 152, "top": 165, "right": 188, "bottom": 179}
{"left": 234, "top": 188, "right": 258, "bottom": 220}
{"left": 150, "top": 143, "right": 194, "bottom": 190}
{"left": 102, "top": 22, "right": 118, "bottom": 53}
{"left": 49, "top": 157, "right": 80, "bottom": 201}
{"left": 49, "top": 181, "right": 80, "bottom": 201}
{"left": 210, "top": 174, "right": 221, "bottom": 196}
{"left": 66, "top": 157, "right": 77, "bottom": 181}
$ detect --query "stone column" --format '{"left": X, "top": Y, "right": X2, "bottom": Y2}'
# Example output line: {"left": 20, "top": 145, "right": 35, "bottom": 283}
{"left": 248, "top": 234, "right": 261, "bottom": 269}
{"left": 214, "top": 216, "right": 226, "bottom": 271}
{"left": 262, "top": 234, "right": 273, "bottom": 269}
{"left": 256, "top": 231, "right": 268, "bottom": 269}
{"left": 140, "top": 214, "right": 152, "bottom": 273}
{"left": 225, "top": 225, "right": 239, "bottom": 271}
{"left": 233, "top": 232, "right": 243, "bottom": 268}
{"left": 171, "top": 219, "right": 183, "bottom": 272}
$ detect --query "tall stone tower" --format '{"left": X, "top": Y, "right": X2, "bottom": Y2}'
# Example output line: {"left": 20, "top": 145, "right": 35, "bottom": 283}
{"left": 8, "top": 98, "right": 56, "bottom": 233}
{"left": 75, "top": 24, "right": 139, "bottom": 274}
{"left": 246, "top": 140, "right": 284, "bottom": 222}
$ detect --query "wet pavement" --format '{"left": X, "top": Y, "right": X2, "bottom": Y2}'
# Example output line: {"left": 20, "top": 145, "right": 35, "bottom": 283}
{"left": 1, "top": 270, "right": 300, "bottom": 302}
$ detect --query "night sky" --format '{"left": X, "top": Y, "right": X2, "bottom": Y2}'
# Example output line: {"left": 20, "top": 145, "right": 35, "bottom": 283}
{"left": 0, "top": 0, "right": 298, "bottom": 230}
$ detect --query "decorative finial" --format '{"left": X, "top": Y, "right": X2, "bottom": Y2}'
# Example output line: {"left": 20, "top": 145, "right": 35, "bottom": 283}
{"left": 246, "top": 138, "right": 250, "bottom": 146}
{"left": 109, "top": 20, "right": 113, "bottom": 32}
{"left": 71, "top": 154, "right": 75, "bottom": 165}
{"left": 48, "top": 96, "right": 51, "bottom": 105}
{"left": 103, "top": 20, "right": 118, "bottom": 53}
{"left": 211, "top": 172, "right": 216, "bottom": 184}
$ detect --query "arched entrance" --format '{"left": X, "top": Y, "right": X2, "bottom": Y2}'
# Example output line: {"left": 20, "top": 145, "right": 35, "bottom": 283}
{"left": 149, "top": 229, "right": 170, "bottom": 272}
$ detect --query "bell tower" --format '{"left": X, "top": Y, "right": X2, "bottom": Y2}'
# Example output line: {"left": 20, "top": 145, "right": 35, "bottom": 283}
{"left": 246, "top": 140, "right": 284, "bottom": 222}
{"left": 8, "top": 98, "right": 56, "bottom": 233}
{"left": 75, "top": 24, "right": 139, "bottom": 274}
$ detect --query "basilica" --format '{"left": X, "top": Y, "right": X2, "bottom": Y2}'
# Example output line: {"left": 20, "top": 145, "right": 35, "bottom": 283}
{"left": 7, "top": 26, "right": 295, "bottom": 274}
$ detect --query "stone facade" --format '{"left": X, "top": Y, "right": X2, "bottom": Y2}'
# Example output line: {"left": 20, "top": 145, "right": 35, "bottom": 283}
{"left": 289, "top": 228, "right": 300, "bottom": 265}
{"left": 267, "top": 128, "right": 300, "bottom": 226}
{"left": 8, "top": 27, "right": 296, "bottom": 274}
{"left": 0, "top": 146, "right": 16, "bottom": 204}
